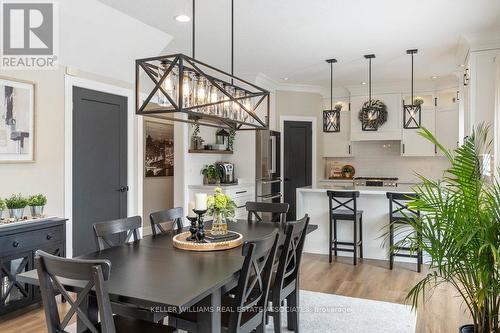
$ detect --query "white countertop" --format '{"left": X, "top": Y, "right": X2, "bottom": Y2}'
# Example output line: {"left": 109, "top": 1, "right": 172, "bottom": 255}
{"left": 298, "top": 184, "right": 417, "bottom": 195}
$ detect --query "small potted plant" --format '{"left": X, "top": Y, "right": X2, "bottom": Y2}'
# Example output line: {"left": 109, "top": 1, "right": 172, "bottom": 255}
{"left": 191, "top": 123, "right": 204, "bottom": 150}
{"left": 334, "top": 102, "right": 343, "bottom": 112}
{"left": 342, "top": 165, "right": 354, "bottom": 179}
{"left": 413, "top": 96, "right": 424, "bottom": 106}
{"left": 0, "top": 198, "right": 5, "bottom": 220}
{"left": 5, "top": 194, "right": 28, "bottom": 221}
{"left": 207, "top": 187, "right": 237, "bottom": 235}
{"left": 201, "top": 164, "right": 222, "bottom": 185}
{"left": 28, "top": 194, "right": 47, "bottom": 218}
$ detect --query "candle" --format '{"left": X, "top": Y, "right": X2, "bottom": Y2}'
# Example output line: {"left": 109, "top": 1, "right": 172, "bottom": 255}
{"left": 194, "top": 193, "right": 207, "bottom": 211}
{"left": 188, "top": 201, "right": 196, "bottom": 217}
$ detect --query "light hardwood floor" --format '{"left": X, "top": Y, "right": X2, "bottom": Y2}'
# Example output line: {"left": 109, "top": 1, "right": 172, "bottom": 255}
{"left": 300, "top": 254, "right": 469, "bottom": 333}
{"left": 0, "top": 254, "right": 469, "bottom": 333}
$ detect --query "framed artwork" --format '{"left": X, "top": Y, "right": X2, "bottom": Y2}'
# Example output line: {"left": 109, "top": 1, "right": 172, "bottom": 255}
{"left": 0, "top": 78, "right": 35, "bottom": 162}
{"left": 144, "top": 120, "right": 174, "bottom": 177}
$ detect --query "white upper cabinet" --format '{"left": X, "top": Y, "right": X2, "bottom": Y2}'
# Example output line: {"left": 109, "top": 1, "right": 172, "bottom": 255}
{"left": 350, "top": 93, "right": 402, "bottom": 141}
{"left": 435, "top": 89, "right": 459, "bottom": 156}
{"left": 322, "top": 111, "right": 353, "bottom": 157}
{"left": 401, "top": 109, "right": 436, "bottom": 156}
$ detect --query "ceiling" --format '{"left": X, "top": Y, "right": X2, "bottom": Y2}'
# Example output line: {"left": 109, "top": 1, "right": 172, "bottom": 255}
{"left": 99, "top": 0, "right": 500, "bottom": 89}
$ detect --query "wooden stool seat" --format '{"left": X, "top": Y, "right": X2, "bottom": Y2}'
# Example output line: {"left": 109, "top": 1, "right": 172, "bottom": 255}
{"left": 332, "top": 209, "right": 364, "bottom": 220}
{"left": 392, "top": 212, "right": 418, "bottom": 223}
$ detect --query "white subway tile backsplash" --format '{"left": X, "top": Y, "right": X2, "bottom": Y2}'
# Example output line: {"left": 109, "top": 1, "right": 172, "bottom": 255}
{"left": 325, "top": 141, "right": 450, "bottom": 182}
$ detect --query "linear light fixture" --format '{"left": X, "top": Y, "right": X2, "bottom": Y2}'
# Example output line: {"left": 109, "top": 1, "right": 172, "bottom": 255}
{"left": 135, "top": 0, "right": 269, "bottom": 130}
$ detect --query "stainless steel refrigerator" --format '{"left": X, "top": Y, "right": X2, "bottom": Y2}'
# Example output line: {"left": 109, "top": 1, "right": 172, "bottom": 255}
{"left": 255, "top": 130, "right": 282, "bottom": 222}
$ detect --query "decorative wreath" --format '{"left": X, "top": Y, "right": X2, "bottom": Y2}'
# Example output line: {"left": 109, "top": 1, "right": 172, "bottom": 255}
{"left": 358, "top": 99, "right": 388, "bottom": 129}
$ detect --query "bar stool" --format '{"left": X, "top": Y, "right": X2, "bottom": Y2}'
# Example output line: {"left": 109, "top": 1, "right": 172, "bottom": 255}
{"left": 326, "top": 190, "right": 363, "bottom": 265}
{"left": 386, "top": 192, "right": 422, "bottom": 272}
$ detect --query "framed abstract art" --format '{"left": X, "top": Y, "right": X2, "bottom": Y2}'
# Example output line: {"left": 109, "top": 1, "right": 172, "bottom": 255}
{"left": 0, "top": 78, "right": 35, "bottom": 162}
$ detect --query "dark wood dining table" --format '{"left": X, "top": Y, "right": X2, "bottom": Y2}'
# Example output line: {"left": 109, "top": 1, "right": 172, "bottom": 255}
{"left": 17, "top": 220, "right": 317, "bottom": 333}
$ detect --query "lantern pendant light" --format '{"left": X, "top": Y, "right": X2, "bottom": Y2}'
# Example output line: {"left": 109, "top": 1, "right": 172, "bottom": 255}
{"left": 323, "top": 58, "right": 339, "bottom": 132}
{"left": 362, "top": 54, "right": 378, "bottom": 131}
{"left": 403, "top": 49, "right": 421, "bottom": 129}
{"left": 135, "top": 0, "right": 269, "bottom": 130}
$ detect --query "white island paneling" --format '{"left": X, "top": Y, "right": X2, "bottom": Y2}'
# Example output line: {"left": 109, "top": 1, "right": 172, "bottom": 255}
{"left": 297, "top": 185, "right": 418, "bottom": 263}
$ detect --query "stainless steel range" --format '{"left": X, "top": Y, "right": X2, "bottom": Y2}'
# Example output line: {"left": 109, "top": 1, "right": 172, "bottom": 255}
{"left": 354, "top": 177, "right": 398, "bottom": 187}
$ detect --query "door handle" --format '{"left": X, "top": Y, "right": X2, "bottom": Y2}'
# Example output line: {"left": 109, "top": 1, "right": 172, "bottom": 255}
{"left": 117, "top": 186, "right": 129, "bottom": 192}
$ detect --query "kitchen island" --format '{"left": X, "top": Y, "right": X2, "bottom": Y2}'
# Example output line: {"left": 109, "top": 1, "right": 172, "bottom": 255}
{"left": 297, "top": 184, "right": 418, "bottom": 262}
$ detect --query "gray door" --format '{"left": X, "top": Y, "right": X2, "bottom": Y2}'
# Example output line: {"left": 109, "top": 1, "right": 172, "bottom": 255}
{"left": 73, "top": 87, "right": 128, "bottom": 256}
{"left": 284, "top": 121, "right": 312, "bottom": 220}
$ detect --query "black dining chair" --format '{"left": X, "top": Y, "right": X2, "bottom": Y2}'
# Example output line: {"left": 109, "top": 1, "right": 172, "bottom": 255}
{"left": 169, "top": 229, "right": 280, "bottom": 333}
{"left": 149, "top": 207, "right": 184, "bottom": 236}
{"left": 93, "top": 216, "right": 166, "bottom": 323}
{"left": 326, "top": 190, "right": 363, "bottom": 265}
{"left": 35, "top": 250, "right": 176, "bottom": 333}
{"left": 268, "top": 215, "right": 309, "bottom": 333}
{"left": 386, "top": 192, "right": 422, "bottom": 272}
{"left": 246, "top": 201, "right": 290, "bottom": 224}
{"left": 93, "top": 216, "right": 142, "bottom": 251}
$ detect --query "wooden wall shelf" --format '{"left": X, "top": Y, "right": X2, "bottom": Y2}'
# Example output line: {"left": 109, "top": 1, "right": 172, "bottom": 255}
{"left": 188, "top": 149, "right": 233, "bottom": 154}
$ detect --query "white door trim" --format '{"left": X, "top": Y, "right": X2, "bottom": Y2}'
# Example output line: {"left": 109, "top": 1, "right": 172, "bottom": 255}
{"left": 64, "top": 75, "right": 141, "bottom": 257}
{"left": 279, "top": 116, "right": 317, "bottom": 206}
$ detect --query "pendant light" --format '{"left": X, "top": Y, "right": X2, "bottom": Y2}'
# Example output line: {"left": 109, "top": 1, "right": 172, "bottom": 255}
{"left": 323, "top": 58, "right": 340, "bottom": 132}
{"left": 403, "top": 49, "right": 421, "bottom": 129}
{"left": 362, "top": 54, "right": 378, "bottom": 131}
{"left": 135, "top": 0, "right": 269, "bottom": 130}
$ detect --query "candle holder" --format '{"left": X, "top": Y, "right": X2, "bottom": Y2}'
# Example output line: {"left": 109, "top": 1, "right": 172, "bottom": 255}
{"left": 186, "top": 216, "right": 198, "bottom": 241}
{"left": 193, "top": 209, "right": 207, "bottom": 242}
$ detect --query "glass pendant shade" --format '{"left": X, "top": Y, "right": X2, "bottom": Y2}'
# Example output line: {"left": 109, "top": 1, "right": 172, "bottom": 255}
{"left": 403, "top": 49, "right": 421, "bottom": 129}
{"left": 361, "top": 105, "right": 379, "bottom": 131}
{"left": 323, "top": 109, "right": 340, "bottom": 132}
{"left": 403, "top": 104, "right": 421, "bottom": 129}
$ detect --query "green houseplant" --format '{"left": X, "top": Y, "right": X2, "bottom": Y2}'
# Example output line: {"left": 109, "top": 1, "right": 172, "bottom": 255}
{"left": 0, "top": 198, "right": 6, "bottom": 219}
{"left": 5, "top": 194, "right": 28, "bottom": 220}
{"left": 391, "top": 124, "right": 499, "bottom": 333}
{"left": 28, "top": 194, "right": 47, "bottom": 218}
{"left": 201, "top": 164, "right": 222, "bottom": 185}
{"left": 207, "top": 187, "right": 237, "bottom": 235}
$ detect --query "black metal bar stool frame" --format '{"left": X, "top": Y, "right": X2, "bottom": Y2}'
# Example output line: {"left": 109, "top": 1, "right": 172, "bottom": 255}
{"left": 326, "top": 190, "right": 363, "bottom": 265}
{"left": 387, "top": 192, "right": 422, "bottom": 272}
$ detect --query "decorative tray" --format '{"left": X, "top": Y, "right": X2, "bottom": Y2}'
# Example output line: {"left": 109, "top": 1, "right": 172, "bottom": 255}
{"left": 173, "top": 231, "right": 243, "bottom": 252}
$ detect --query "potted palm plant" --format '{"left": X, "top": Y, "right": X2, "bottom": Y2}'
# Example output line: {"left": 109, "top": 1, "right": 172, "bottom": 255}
{"left": 390, "top": 124, "right": 499, "bottom": 333}
{"left": 5, "top": 194, "right": 28, "bottom": 221}
{"left": 28, "top": 194, "right": 47, "bottom": 218}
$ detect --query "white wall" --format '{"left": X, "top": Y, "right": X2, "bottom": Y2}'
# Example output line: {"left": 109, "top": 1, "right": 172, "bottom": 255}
{"left": 0, "top": 69, "right": 65, "bottom": 217}
{"left": 60, "top": 0, "right": 171, "bottom": 83}
{"left": 275, "top": 90, "right": 324, "bottom": 180}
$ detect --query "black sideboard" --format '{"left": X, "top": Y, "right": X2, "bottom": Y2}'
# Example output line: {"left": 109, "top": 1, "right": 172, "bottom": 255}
{"left": 0, "top": 218, "right": 66, "bottom": 316}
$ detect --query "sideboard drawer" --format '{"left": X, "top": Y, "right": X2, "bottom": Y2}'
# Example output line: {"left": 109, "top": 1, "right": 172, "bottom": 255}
{"left": 0, "top": 226, "right": 64, "bottom": 254}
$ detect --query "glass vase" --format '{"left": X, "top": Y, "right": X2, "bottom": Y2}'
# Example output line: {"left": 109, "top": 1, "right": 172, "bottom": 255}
{"left": 211, "top": 212, "right": 228, "bottom": 236}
